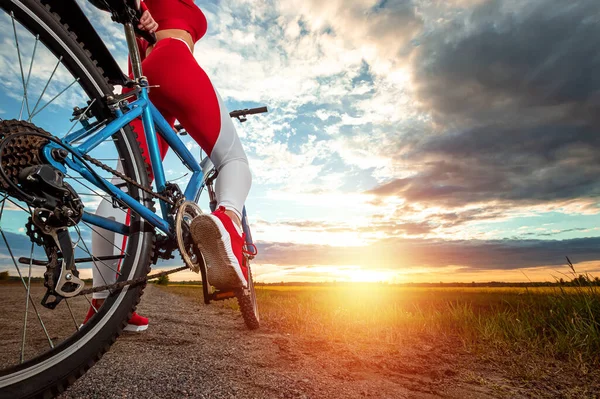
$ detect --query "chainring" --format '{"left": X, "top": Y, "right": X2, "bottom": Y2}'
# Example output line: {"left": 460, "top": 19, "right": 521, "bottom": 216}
{"left": 175, "top": 201, "right": 204, "bottom": 273}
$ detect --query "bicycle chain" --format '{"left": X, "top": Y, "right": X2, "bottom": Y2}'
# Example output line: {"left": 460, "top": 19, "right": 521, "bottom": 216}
{"left": 1, "top": 120, "right": 186, "bottom": 293}
{"left": 82, "top": 153, "right": 174, "bottom": 205}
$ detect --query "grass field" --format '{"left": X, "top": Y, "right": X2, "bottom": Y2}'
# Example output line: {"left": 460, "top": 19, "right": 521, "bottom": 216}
{"left": 165, "top": 281, "right": 600, "bottom": 388}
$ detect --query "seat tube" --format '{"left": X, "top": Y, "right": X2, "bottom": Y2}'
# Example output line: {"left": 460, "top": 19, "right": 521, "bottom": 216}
{"left": 124, "top": 23, "right": 143, "bottom": 79}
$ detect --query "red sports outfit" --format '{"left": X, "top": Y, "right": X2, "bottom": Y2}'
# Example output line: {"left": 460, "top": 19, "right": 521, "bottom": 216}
{"left": 89, "top": 0, "right": 252, "bottom": 328}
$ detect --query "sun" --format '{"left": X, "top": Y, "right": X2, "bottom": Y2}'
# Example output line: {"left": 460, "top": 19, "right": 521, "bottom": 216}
{"left": 343, "top": 267, "right": 396, "bottom": 283}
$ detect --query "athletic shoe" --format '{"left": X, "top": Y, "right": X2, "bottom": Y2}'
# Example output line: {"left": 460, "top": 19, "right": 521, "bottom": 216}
{"left": 190, "top": 206, "right": 248, "bottom": 289}
{"left": 82, "top": 299, "right": 149, "bottom": 332}
{"left": 123, "top": 312, "right": 149, "bottom": 332}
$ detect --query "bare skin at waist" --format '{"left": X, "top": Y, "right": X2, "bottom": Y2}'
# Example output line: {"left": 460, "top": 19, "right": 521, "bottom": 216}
{"left": 146, "top": 28, "right": 195, "bottom": 57}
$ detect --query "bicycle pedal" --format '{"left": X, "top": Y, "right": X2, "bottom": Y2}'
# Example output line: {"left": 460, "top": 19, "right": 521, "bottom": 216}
{"left": 211, "top": 290, "right": 236, "bottom": 301}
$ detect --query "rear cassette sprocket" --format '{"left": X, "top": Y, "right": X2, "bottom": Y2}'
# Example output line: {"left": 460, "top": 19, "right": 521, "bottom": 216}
{"left": 0, "top": 119, "right": 51, "bottom": 192}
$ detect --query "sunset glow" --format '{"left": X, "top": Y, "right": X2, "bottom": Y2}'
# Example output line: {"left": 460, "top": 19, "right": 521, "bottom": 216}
{"left": 1, "top": 0, "right": 599, "bottom": 284}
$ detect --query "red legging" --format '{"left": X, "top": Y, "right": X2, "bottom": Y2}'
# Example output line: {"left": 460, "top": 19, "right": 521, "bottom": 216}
{"left": 131, "top": 38, "right": 218, "bottom": 160}
{"left": 92, "top": 38, "right": 252, "bottom": 298}
{"left": 129, "top": 37, "right": 251, "bottom": 213}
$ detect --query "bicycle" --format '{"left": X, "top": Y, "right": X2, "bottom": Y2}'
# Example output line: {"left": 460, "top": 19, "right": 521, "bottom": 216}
{"left": 0, "top": 0, "right": 264, "bottom": 397}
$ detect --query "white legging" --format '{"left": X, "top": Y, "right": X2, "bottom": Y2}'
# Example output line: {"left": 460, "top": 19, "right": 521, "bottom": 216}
{"left": 92, "top": 92, "right": 251, "bottom": 299}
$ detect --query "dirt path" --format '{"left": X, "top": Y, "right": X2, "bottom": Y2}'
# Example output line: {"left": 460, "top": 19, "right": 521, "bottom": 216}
{"left": 50, "top": 285, "right": 528, "bottom": 399}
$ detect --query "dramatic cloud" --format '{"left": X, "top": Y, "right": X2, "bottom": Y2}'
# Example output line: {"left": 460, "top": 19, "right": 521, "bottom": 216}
{"left": 256, "top": 236, "right": 600, "bottom": 271}
{"left": 413, "top": 0, "right": 600, "bottom": 125}
{"left": 1, "top": 0, "right": 599, "bottom": 282}
{"left": 370, "top": 0, "right": 600, "bottom": 214}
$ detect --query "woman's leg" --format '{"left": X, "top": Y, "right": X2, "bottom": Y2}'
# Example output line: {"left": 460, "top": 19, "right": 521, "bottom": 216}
{"left": 138, "top": 38, "right": 252, "bottom": 288}
{"left": 138, "top": 38, "right": 252, "bottom": 220}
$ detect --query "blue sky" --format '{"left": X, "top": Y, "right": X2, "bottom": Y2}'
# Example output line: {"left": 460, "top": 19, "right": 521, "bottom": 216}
{"left": 1, "top": 0, "right": 599, "bottom": 283}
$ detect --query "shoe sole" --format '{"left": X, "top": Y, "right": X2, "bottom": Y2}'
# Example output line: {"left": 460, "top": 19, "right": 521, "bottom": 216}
{"left": 124, "top": 323, "right": 148, "bottom": 332}
{"left": 80, "top": 323, "right": 148, "bottom": 333}
{"left": 190, "top": 214, "right": 248, "bottom": 289}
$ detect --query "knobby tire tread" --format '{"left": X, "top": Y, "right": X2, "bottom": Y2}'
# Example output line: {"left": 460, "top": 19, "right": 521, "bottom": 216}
{"left": 236, "top": 268, "right": 260, "bottom": 330}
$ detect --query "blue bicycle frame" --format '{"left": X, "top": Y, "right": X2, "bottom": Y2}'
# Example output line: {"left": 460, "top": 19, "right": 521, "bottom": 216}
{"left": 44, "top": 23, "right": 251, "bottom": 244}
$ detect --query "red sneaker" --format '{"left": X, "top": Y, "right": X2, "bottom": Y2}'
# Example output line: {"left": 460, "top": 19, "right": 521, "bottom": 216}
{"left": 123, "top": 312, "right": 149, "bottom": 332}
{"left": 82, "top": 299, "right": 148, "bottom": 332}
{"left": 190, "top": 206, "right": 248, "bottom": 289}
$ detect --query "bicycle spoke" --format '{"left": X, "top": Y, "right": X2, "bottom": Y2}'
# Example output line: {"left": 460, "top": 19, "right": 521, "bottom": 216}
{"left": 29, "top": 77, "right": 80, "bottom": 121}
{"left": 75, "top": 220, "right": 118, "bottom": 295}
{"left": 0, "top": 199, "right": 54, "bottom": 352}
{"left": 10, "top": 12, "right": 28, "bottom": 122}
{"left": 72, "top": 222, "right": 123, "bottom": 277}
{"left": 64, "top": 299, "right": 80, "bottom": 332}
{"left": 84, "top": 294, "right": 99, "bottom": 315}
{"left": 20, "top": 241, "right": 34, "bottom": 363}
{"left": 29, "top": 56, "right": 62, "bottom": 121}
{"left": 19, "top": 34, "right": 39, "bottom": 120}
{"left": 81, "top": 220, "right": 130, "bottom": 258}
{"left": 4, "top": 196, "right": 30, "bottom": 214}
{"left": 65, "top": 174, "right": 128, "bottom": 215}
{"left": 76, "top": 243, "right": 122, "bottom": 277}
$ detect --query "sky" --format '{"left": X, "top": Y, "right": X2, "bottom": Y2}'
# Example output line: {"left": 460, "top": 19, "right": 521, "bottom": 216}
{"left": 0, "top": 0, "right": 599, "bottom": 283}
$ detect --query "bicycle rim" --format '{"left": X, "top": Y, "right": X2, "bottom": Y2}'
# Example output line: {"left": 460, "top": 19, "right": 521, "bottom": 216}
{"left": 0, "top": 0, "right": 154, "bottom": 397}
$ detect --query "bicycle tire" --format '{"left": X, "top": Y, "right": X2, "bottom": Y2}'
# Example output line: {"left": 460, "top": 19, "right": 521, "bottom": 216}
{"left": 236, "top": 265, "right": 260, "bottom": 330}
{"left": 0, "top": 0, "right": 154, "bottom": 397}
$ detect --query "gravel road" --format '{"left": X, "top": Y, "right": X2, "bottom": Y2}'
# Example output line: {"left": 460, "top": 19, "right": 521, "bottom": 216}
{"left": 2, "top": 283, "right": 596, "bottom": 398}
{"left": 49, "top": 285, "right": 515, "bottom": 399}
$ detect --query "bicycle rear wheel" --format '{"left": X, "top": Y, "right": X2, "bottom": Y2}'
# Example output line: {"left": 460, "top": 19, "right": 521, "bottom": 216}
{"left": 236, "top": 264, "right": 260, "bottom": 330}
{"left": 0, "top": 0, "right": 154, "bottom": 397}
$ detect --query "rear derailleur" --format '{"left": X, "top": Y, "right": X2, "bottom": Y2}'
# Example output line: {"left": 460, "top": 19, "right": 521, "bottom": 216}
{"left": 22, "top": 166, "right": 86, "bottom": 308}
{"left": 29, "top": 209, "right": 84, "bottom": 309}
{"left": 18, "top": 159, "right": 85, "bottom": 309}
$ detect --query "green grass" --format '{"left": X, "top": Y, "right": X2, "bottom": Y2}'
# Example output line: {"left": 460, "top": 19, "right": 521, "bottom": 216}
{"left": 165, "top": 282, "right": 600, "bottom": 374}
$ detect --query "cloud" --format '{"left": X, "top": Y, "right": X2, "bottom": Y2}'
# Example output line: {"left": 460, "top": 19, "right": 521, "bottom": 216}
{"left": 255, "top": 236, "right": 600, "bottom": 270}
{"left": 369, "top": 123, "right": 600, "bottom": 207}
{"left": 366, "top": 0, "right": 600, "bottom": 215}
{"left": 412, "top": 0, "right": 600, "bottom": 125}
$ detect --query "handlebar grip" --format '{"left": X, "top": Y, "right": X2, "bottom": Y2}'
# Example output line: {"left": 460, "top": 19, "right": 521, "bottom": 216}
{"left": 229, "top": 107, "right": 269, "bottom": 118}
{"left": 250, "top": 106, "right": 268, "bottom": 114}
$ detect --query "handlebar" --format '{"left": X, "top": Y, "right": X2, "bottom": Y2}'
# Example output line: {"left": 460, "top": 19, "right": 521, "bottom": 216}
{"left": 229, "top": 106, "right": 268, "bottom": 119}
{"left": 175, "top": 106, "right": 268, "bottom": 135}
